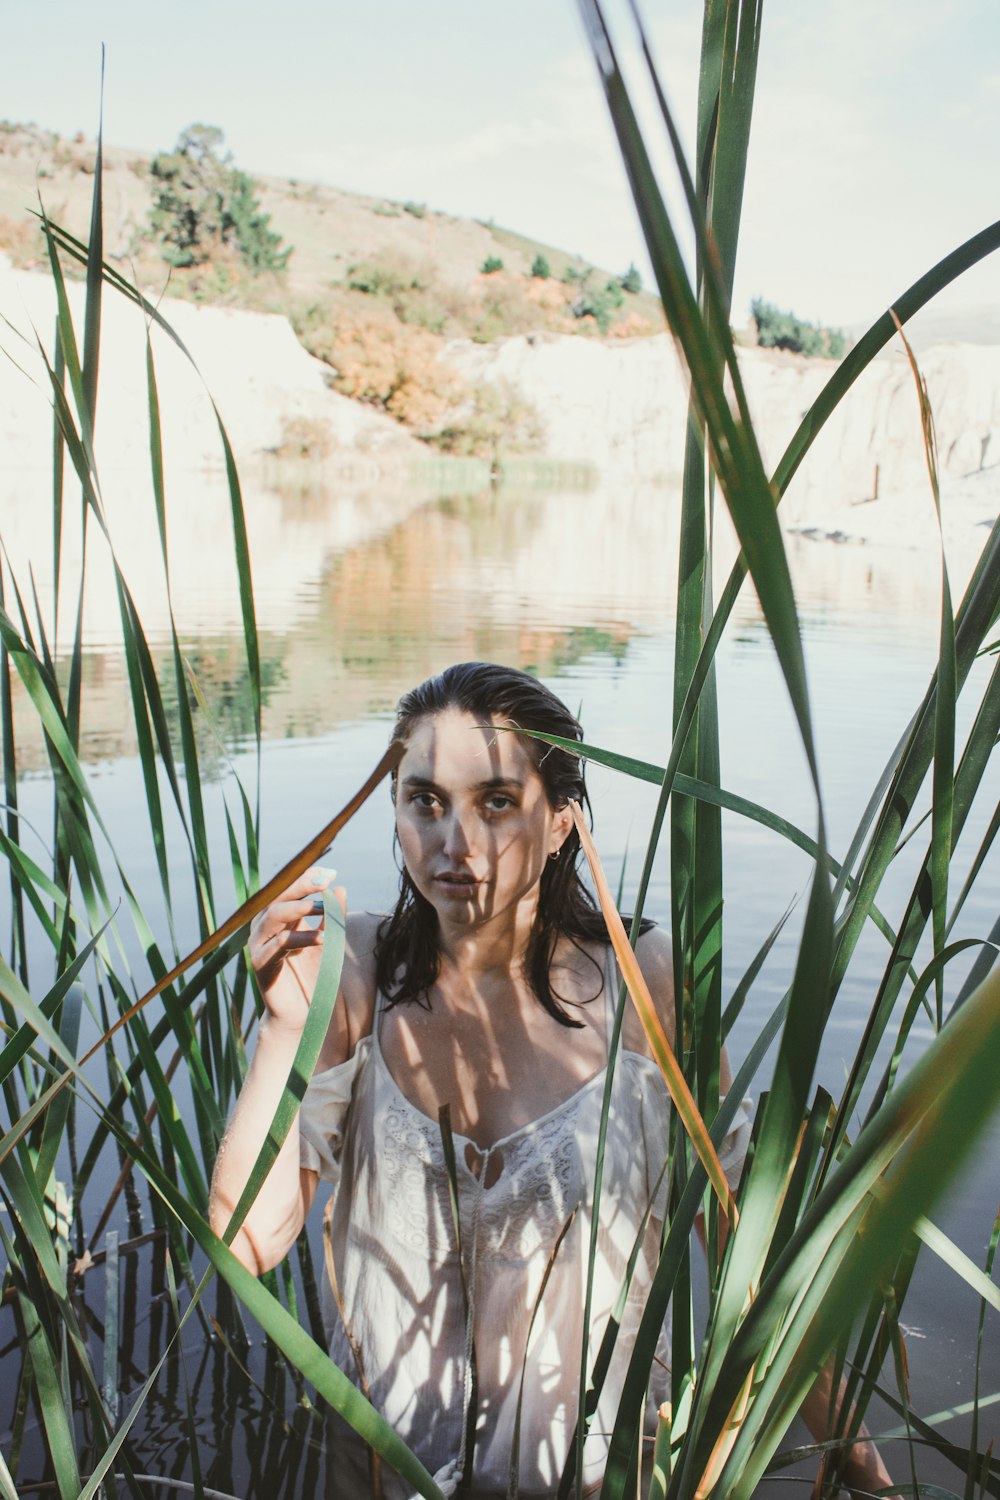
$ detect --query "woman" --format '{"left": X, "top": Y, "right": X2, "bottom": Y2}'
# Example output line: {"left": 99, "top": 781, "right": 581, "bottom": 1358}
{"left": 209, "top": 663, "right": 892, "bottom": 1499}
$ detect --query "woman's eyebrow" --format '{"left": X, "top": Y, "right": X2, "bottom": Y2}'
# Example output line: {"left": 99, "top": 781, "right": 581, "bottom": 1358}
{"left": 399, "top": 774, "right": 525, "bottom": 791}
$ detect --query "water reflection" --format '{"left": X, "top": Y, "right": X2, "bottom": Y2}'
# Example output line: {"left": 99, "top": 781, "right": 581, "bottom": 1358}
{"left": 6, "top": 478, "right": 950, "bottom": 774}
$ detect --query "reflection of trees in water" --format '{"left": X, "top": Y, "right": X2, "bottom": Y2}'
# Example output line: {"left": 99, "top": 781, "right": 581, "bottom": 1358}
{"left": 7, "top": 637, "right": 288, "bottom": 776}
{"left": 279, "top": 485, "right": 637, "bottom": 730}
{"left": 9, "top": 487, "right": 641, "bottom": 770}
{"left": 179, "top": 644, "right": 287, "bottom": 775}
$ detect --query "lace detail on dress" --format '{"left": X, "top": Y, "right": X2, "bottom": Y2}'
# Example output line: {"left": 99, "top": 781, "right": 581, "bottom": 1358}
{"left": 378, "top": 1096, "right": 455, "bottom": 1255}
{"left": 476, "top": 1095, "right": 591, "bottom": 1260}
{"left": 372, "top": 1016, "right": 603, "bottom": 1264}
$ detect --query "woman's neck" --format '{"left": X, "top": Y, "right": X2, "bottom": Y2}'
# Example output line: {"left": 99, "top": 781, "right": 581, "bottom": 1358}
{"left": 435, "top": 898, "right": 539, "bottom": 995}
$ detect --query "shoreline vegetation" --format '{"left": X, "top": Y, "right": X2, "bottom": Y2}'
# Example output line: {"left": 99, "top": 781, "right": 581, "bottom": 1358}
{"left": 2, "top": 9, "right": 1000, "bottom": 1497}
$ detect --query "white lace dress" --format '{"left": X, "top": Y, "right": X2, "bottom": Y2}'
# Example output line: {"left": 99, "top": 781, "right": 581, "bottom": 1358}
{"left": 299, "top": 952, "right": 752, "bottom": 1498}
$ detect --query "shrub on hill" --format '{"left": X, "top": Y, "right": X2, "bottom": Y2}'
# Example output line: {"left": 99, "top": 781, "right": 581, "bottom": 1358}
{"left": 346, "top": 253, "right": 477, "bottom": 335}
{"left": 570, "top": 269, "right": 625, "bottom": 334}
{"left": 348, "top": 256, "right": 429, "bottom": 302}
{"left": 150, "top": 123, "right": 291, "bottom": 273}
{"left": 292, "top": 289, "right": 545, "bottom": 451}
{"left": 472, "top": 275, "right": 546, "bottom": 342}
{"left": 271, "top": 414, "right": 334, "bottom": 462}
{"left": 531, "top": 253, "right": 551, "bottom": 279}
{"left": 607, "top": 310, "right": 660, "bottom": 339}
{"left": 432, "top": 378, "right": 545, "bottom": 462}
{"left": 620, "top": 262, "right": 642, "bottom": 294}
{"left": 751, "top": 297, "right": 845, "bottom": 358}
{"left": 480, "top": 255, "right": 505, "bottom": 274}
{"left": 0, "top": 211, "right": 43, "bottom": 267}
{"left": 299, "top": 295, "right": 459, "bottom": 432}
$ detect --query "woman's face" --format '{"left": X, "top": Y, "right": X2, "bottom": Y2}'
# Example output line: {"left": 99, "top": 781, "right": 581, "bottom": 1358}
{"left": 394, "top": 707, "right": 573, "bottom": 931}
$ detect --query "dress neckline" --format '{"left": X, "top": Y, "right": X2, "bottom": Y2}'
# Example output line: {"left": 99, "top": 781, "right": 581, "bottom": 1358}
{"left": 374, "top": 1034, "right": 615, "bottom": 1154}
{"left": 370, "top": 945, "right": 662, "bottom": 1155}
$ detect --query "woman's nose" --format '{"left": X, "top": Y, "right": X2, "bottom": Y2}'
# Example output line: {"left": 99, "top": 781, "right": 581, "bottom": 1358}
{"left": 442, "top": 810, "right": 474, "bottom": 860}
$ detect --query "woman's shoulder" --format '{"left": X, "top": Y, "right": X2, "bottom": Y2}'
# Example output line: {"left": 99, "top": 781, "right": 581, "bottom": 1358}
{"left": 345, "top": 908, "right": 383, "bottom": 964}
{"left": 619, "top": 923, "right": 676, "bottom": 1055}
{"left": 316, "top": 910, "right": 385, "bottom": 1069}
{"left": 632, "top": 924, "right": 673, "bottom": 989}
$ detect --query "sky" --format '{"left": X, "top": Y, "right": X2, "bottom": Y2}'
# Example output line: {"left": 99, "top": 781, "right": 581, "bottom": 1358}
{"left": 4, "top": 0, "right": 999, "bottom": 330}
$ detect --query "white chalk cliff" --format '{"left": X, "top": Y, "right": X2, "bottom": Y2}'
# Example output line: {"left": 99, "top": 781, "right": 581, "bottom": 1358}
{"left": 0, "top": 260, "right": 436, "bottom": 646}
{"left": 2, "top": 257, "right": 997, "bottom": 601}
{"left": 0, "top": 258, "right": 420, "bottom": 477}
{"left": 446, "top": 332, "right": 1000, "bottom": 564}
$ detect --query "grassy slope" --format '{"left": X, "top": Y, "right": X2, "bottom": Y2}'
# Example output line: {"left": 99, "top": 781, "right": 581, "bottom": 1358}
{"left": 0, "top": 122, "right": 664, "bottom": 341}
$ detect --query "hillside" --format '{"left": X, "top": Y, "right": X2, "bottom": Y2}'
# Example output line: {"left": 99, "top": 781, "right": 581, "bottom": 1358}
{"left": 2, "top": 118, "right": 997, "bottom": 584}
{"left": 0, "top": 120, "right": 663, "bottom": 456}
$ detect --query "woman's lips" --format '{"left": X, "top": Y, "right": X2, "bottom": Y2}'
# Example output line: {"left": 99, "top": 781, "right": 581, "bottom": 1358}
{"left": 435, "top": 871, "right": 480, "bottom": 892}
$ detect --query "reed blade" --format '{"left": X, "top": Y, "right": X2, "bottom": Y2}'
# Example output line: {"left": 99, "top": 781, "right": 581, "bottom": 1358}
{"left": 707, "top": 966, "right": 1000, "bottom": 1500}
{"left": 892, "top": 314, "right": 956, "bottom": 1028}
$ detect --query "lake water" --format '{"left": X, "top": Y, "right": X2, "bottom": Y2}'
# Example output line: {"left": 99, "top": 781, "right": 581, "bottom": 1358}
{"left": 2, "top": 474, "right": 998, "bottom": 1492}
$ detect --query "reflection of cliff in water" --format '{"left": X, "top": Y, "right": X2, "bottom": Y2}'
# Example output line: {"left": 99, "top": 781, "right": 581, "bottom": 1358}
{"left": 7, "top": 485, "right": 644, "bottom": 772}
{"left": 7, "top": 477, "right": 960, "bottom": 773}
{"left": 271, "top": 485, "right": 645, "bottom": 729}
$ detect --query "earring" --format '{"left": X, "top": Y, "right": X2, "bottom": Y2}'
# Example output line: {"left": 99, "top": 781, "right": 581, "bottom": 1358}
{"left": 548, "top": 848, "right": 560, "bottom": 861}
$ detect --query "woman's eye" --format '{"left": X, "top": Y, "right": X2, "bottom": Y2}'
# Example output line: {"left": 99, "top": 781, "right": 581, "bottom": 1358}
{"left": 484, "top": 794, "right": 515, "bottom": 814}
{"left": 410, "top": 792, "right": 441, "bottom": 812}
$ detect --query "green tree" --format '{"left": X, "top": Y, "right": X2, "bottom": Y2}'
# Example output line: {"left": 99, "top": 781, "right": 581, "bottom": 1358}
{"left": 572, "top": 272, "right": 624, "bottom": 333}
{"left": 480, "top": 254, "right": 505, "bottom": 274}
{"left": 531, "top": 252, "right": 551, "bottom": 279}
{"left": 620, "top": 262, "right": 642, "bottom": 293}
{"left": 751, "top": 297, "right": 844, "bottom": 358}
{"left": 150, "top": 124, "right": 291, "bottom": 273}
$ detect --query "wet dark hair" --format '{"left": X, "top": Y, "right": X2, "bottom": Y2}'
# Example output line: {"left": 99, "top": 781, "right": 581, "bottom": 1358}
{"left": 375, "top": 661, "right": 649, "bottom": 1028}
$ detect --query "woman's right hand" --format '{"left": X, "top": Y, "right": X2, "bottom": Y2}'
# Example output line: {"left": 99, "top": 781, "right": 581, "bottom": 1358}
{"left": 247, "top": 868, "right": 341, "bottom": 1033}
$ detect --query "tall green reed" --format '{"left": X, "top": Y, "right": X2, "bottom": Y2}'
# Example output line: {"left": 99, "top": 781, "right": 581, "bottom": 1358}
{"left": 567, "top": 6, "right": 1000, "bottom": 1499}
{"left": 2, "top": 125, "right": 436, "bottom": 1500}
{"left": 1, "top": 4, "right": 999, "bottom": 1498}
